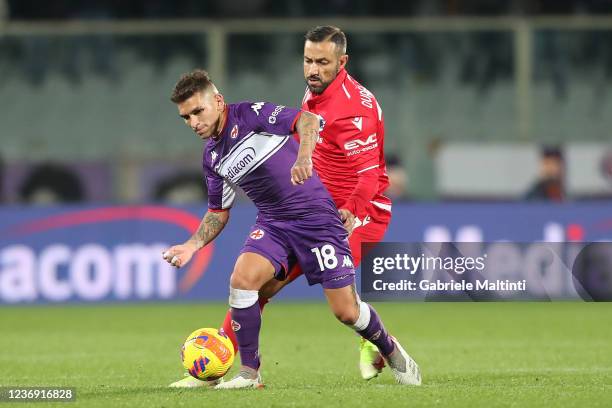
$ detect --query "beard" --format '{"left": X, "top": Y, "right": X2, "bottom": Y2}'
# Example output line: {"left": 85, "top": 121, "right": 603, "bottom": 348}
{"left": 305, "top": 64, "right": 340, "bottom": 94}
{"left": 306, "top": 78, "right": 330, "bottom": 94}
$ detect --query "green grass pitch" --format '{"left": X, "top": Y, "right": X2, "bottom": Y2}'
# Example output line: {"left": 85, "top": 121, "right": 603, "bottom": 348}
{"left": 0, "top": 302, "right": 610, "bottom": 407}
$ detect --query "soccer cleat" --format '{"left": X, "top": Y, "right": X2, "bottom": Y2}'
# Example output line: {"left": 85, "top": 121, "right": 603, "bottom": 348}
{"left": 214, "top": 370, "right": 264, "bottom": 390}
{"left": 385, "top": 337, "right": 422, "bottom": 386}
{"left": 168, "top": 373, "right": 223, "bottom": 388}
{"left": 359, "top": 338, "right": 385, "bottom": 380}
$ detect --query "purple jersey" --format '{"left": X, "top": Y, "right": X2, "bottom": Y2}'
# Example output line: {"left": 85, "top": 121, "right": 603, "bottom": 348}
{"left": 203, "top": 101, "right": 334, "bottom": 219}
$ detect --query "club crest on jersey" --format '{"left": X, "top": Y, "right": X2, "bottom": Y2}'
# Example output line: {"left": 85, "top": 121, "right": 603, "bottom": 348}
{"left": 317, "top": 114, "right": 326, "bottom": 131}
{"left": 230, "top": 125, "right": 239, "bottom": 139}
{"left": 370, "top": 330, "right": 381, "bottom": 341}
{"left": 231, "top": 320, "right": 241, "bottom": 332}
{"left": 211, "top": 150, "right": 218, "bottom": 163}
{"left": 250, "top": 229, "right": 265, "bottom": 240}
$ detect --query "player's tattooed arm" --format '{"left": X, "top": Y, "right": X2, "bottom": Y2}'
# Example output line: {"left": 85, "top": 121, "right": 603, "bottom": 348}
{"left": 162, "top": 210, "right": 229, "bottom": 268}
{"left": 187, "top": 210, "right": 229, "bottom": 250}
{"left": 295, "top": 111, "right": 320, "bottom": 157}
{"left": 291, "top": 111, "right": 319, "bottom": 185}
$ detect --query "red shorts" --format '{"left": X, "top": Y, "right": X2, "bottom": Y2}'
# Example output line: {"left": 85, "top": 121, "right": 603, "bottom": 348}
{"left": 285, "top": 217, "right": 389, "bottom": 282}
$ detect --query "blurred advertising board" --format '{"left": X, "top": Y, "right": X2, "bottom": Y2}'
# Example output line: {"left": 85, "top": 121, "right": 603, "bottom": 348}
{"left": 1, "top": 203, "right": 611, "bottom": 304}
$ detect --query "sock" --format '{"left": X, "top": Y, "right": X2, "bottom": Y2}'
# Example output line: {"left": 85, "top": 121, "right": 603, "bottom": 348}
{"left": 258, "top": 297, "right": 269, "bottom": 310}
{"left": 230, "top": 302, "right": 262, "bottom": 370}
{"left": 357, "top": 304, "right": 395, "bottom": 357}
{"left": 221, "top": 297, "right": 269, "bottom": 354}
{"left": 221, "top": 310, "right": 239, "bottom": 353}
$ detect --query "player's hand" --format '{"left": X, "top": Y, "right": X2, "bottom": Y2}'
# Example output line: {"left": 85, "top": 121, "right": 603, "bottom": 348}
{"left": 291, "top": 155, "right": 313, "bottom": 185}
{"left": 338, "top": 208, "right": 356, "bottom": 237}
{"left": 162, "top": 242, "right": 197, "bottom": 268}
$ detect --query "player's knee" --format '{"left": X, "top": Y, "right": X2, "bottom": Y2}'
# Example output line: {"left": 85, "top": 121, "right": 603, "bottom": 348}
{"left": 332, "top": 306, "right": 360, "bottom": 326}
{"left": 230, "top": 271, "right": 259, "bottom": 290}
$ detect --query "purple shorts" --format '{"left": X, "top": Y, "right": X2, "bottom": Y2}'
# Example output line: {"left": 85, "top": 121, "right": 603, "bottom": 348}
{"left": 240, "top": 206, "right": 355, "bottom": 289}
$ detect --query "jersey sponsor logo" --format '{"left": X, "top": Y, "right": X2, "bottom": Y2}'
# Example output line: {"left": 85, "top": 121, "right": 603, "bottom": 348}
{"left": 224, "top": 148, "right": 255, "bottom": 181}
{"left": 230, "top": 125, "right": 239, "bottom": 139}
{"left": 215, "top": 132, "right": 290, "bottom": 184}
{"left": 344, "top": 134, "right": 378, "bottom": 156}
{"left": 342, "top": 255, "right": 354, "bottom": 268}
{"left": 268, "top": 105, "right": 285, "bottom": 124}
{"left": 249, "top": 229, "right": 265, "bottom": 240}
{"left": 344, "top": 133, "right": 377, "bottom": 150}
{"left": 250, "top": 102, "right": 264, "bottom": 116}
{"left": 352, "top": 117, "right": 363, "bottom": 131}
{"left": 211, "top": 150, "right": 218, "bottom": 163}
{"left": 347, "top": 144, "right": 377, "bottom": 157}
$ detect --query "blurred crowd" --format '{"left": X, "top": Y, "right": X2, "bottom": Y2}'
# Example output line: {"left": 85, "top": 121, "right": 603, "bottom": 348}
{"left": 1, "top": 1, "right": 611, "bottom": 205}
{"left": 2, "top": 0, "right": 610, "bottom": 92}
{"left": 3, "top": 0, "right": 612, "bottom": 20}
{"left": 0, "top": 146, "right": 595, "bottom": 205}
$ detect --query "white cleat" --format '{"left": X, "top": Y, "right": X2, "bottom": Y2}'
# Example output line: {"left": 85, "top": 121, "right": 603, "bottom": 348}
{"left": 215, "top": 371, "right": 264, "bottom": 390}
{"left": 385, "top": 338, "right": 422, "bottom": 386}
{"left": 168, "top": 374, "right": 223, "bottom": 388}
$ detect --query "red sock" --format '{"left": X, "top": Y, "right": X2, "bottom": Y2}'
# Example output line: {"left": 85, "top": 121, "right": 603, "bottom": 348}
{"left": 221, "top": 297, "right": 269, "bottom": 354}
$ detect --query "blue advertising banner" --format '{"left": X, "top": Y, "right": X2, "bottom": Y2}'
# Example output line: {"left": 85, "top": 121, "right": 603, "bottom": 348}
{"left": 0, "top": 202, "right": 611, "bottom": 304}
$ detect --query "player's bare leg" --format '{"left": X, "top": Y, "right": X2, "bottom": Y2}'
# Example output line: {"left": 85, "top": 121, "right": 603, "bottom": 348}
{"left": 323, "top": 284, "right": 421, "bottom": 386}
{"left": 215, "top": 252, "right": 274, "bottom": 390}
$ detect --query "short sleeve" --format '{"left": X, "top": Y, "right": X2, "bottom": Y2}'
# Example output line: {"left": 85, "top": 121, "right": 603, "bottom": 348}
{"left": 205, "top": 166, "right": 237, "bottom": 211}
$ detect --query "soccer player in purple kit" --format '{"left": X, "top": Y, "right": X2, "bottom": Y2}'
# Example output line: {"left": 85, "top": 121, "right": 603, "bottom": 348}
{"left": 163, "top": 69, "right": 421, "bottom": 389}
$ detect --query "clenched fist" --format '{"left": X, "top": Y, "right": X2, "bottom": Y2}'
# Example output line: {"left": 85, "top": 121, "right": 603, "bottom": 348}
{"left": 162, "top": 242, "right": 198, "bottom": 268}
{"left": 291, "top": 155, "right": 313, "bottom": 185}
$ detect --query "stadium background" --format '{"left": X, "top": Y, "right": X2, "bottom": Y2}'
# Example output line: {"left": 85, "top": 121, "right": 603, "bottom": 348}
{"left": 0, "top": 1, "right": 611, "bottom": 407}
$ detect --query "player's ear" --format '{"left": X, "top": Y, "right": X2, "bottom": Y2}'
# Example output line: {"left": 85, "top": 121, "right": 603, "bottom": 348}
{"left": 215, "top": 93, "right": 225, "bottom": 111}
{"left": 339, "top": 54, "right": 348, "bottom": 71}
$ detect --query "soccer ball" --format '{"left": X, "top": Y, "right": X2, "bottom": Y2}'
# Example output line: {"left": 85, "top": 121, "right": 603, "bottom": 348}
{"left": 181, "top": 327, "right": 235, "bottom": 380}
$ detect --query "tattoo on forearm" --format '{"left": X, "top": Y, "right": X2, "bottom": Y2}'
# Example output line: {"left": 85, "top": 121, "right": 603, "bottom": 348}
{"left": 301, "top": 128, "right": 318, "bottom": 147}
{"left": 297, "top": 114, "right": 319, "bottom": 154}
{"left": 189, "top": 212, "right": 226, "bottom": 249}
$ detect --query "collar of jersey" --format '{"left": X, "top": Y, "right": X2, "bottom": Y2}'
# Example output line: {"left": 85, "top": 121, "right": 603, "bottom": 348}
{"left": 308, "top": 68, "right": 348, "bottom": 104}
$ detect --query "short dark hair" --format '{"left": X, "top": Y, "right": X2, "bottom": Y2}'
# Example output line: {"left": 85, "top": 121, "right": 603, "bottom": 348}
{"left": 541, "top": 146, "right": 563, "bottom": 161}
{"left": 171, "top": 69, "right": 214, "bottom": 103}
{"left": 305, "top": 26, "right": 347, "bottom": 55}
